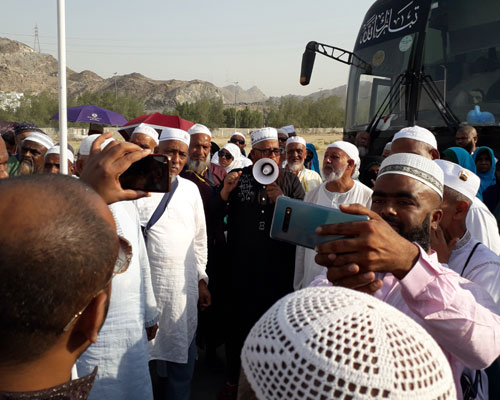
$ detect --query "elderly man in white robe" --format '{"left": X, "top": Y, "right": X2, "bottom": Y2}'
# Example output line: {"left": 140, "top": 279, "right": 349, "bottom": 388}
{"left": 294, "top": 141, "right": 372, "bottom": 290}
{"left": 433, "top": 159, "right": 500, "bottom": 400}
{"left": 135, "top": 127, "right": 210, "bottom": 400}
{"left": 391, "top": 126, "right": 500, "bottom": 254}
{"left": 285, "top": 136, "right": 322, "bottom": 193}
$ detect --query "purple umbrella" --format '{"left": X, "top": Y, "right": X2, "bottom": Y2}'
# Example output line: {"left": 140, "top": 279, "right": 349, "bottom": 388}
{"left": 50, "top": 105, "right": 127, "bottom": 126}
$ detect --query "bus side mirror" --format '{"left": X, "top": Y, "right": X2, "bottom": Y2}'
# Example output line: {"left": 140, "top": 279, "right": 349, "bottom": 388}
{"left": 300, "top": 41, "right": 318, "bottom": 86}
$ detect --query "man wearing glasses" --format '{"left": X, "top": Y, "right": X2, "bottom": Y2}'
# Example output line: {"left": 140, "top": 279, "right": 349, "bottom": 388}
{"left": 277, "top": 128, "right": 289, "bottom": 168}
{"left": 217, "top": 127, "right": 305, "bottom": 398}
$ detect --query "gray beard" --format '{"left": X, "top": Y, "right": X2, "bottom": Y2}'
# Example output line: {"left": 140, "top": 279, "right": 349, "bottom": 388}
{"left": 323, "top": 164, "right": 347, "bottom": 182}
{"left": 187, "top": 158, "right": 210, "bottom": 175}
{"left": 19, "top": 158, "right": 35, "bottom": 175}
{"left": 288, "top": 161, "right": 303, "bottom": 173}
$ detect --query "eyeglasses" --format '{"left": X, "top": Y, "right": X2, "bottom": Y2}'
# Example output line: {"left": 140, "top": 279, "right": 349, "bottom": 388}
{"left": 62, "top": 235, "right": 132, "bottom": 332}
{"left": 218, "top": 150, "right": 234, "bottom": 160}
{"left": 278, "top": 137, "right": 288, "bottom": 143}
{"left": 230, "top": 138, "right": 245, "bottom": 145}
{"left": 254, "top": 148, "right": 281, "bottom": 157}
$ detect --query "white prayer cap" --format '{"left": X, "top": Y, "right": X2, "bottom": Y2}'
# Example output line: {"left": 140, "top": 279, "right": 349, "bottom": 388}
{"left": 132, "top": 123, "right": 159, "bottom": 145}
{"left": 24, "top": 132, "right": 54, "bottom": 150}
{"left": 277, "top": 128, "right": 288, "bottom": 136}
{"left": 384, "top": 141, "right": 392, "bottom": 151}
{"left": 379, "top": 153, "right": 444, "bottom": 198}
{"left": 393, "top": 126, "right": 438, "bottom": 150}
{"left": 159, "top": 127, "right": 190, "bottom": 146}
{"left": 327, "top": 141, "right": 361, "bottom": 179}
{"left": 241, "top": 287, "right": 456, "bottom": 400}
{"left": 281, "top": 124, "right": 295, "bottom": 134}
{"left": 435, "top": 159, "right": 480, "bottom": 201}
{"left": 251, "top": 127, "right": 278, "bottom": 147}
{"left": 188, "top": 123, "right": 212, "bottom": 138}
{"left": 44, "top": 145, "right": 75, "bottom": 163}
{"left": 78, "top": 134, "right": 115, "bottom": 156}
{"left": 231, "top": 132, "right": 246, "bottom": 140}
{"left": 285, "top": 136, "right": 306, "bottom": 148}
{"left": 222, "top": 143, "right": 241, "bottom": 159}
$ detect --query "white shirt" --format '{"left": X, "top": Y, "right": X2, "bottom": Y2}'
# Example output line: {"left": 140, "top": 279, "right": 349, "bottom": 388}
{"left": 135, "top": 176, "right": 208, "bottom": 364}
{"left": 297, "top": 166, "right": 323, "bottom": 193}
{"left": 294, "top": 180, "right": 372, "bottom": 290}
{"left": 467, "top": 197, "right": 500, "bottom": 254}
{"left": 76, "top": 201, "right": 158, "bottom": 400}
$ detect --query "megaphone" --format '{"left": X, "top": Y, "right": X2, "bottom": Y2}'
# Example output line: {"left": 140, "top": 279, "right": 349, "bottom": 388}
{"left": 253, "top": 158, "right": 279, "bottom": 185}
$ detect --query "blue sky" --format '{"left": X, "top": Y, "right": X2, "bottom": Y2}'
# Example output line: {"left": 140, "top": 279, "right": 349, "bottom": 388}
{"left": 1, "top": 0, "right": 374, "bottom": 96}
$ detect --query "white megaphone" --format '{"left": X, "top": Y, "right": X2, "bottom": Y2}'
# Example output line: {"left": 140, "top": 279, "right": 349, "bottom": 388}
{"left": 253, "top": 158, "right": 279, "bottom": 185}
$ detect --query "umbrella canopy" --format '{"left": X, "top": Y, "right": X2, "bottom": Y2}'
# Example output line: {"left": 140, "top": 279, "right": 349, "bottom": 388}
{"left": 118, "top": 112, "right": 194, "bottom": 141}
{"left": 50, "top": 105, "right": 127, "bottom": 126}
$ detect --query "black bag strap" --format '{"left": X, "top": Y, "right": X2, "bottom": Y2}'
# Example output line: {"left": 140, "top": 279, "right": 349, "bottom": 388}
{"left": 144, "top": 178, "right": 179, "bottom": 235}
{"left": 460, "top": 242, "right": 481, "bottom": 276}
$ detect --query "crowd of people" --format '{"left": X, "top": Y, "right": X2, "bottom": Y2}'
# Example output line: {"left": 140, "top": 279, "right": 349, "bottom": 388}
{"left": 0, "top": 119, "right": 500, "bottom": 400}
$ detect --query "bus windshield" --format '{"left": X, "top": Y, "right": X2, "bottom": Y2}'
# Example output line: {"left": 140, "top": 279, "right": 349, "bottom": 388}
{"left": 420, "top": 0, "right": 500, "bottom": 127}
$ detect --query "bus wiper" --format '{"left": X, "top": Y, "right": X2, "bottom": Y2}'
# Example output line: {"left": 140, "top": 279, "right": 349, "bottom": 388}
{"left": 367, "top": 73, "right": 408, "bottom": 134}
{"left": 417, "top": 72, "right": 460, "bottom": 130}
{"left": 300, "top": 41, "right": 371, "bottom": 86}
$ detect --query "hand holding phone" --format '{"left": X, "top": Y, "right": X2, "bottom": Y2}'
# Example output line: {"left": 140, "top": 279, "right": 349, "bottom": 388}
{"left": 119, "top": 154, "right": 171, "bottom": 193}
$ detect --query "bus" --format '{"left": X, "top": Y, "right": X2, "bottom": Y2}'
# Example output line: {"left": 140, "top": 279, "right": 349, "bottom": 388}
{"left": 301, "top": 0, "right": 500, "bottom": 155}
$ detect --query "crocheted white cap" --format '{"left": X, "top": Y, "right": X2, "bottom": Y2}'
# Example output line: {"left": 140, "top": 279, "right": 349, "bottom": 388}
{"left": 132, "top": 123, "right": 159, "bottom": 145}
{"left": 78, "top": 134, "right": 115, "bottom": 156}
{"left": 159, "top": 127, "right": 190, "bottom": 146}
{"left": 188, "top": 123, "right": 212, "bottom": 138}
{"left": 251, "top": 127, "right": 278, "bottom": 146}
{"left": 378, "top": 153, "right": 444, "bottom": 198}
{"left": 241, "top": 287, "right": 456, "bottom": 400}
{"left": 393, "top": 126, "right": 438, "bottom": 150}
{"left": 435, "top": 159, "right": 480, "bottom": 201}
{"left": 286, "top": 136, "right": 306, "bottom": 148}
{"left": 327, "top": 141, "right": 361, "bottom": 179}
{"left": 44, "top": 145, "right": 75, "bottom": 163}
{"left": 24, "top": 132, "right": 54, "bottom": 150}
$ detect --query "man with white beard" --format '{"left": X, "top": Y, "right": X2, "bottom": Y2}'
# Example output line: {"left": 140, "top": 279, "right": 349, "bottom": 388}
{"left": 294, "top": 141, "right": 372, "bottom": 290}
{"left": 18, "top": 132, "right": 54, "bottom": 175}
{"left": 285, "top": 136, "right": 322, "bottom": 193}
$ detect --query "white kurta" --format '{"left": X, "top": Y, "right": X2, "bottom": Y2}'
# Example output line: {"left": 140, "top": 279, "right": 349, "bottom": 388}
{"left": 467, "top": 197, "right": 500, "bottom": 254}
{"left": 76, "top": 201, "right": 158, "bottom": 400}
{"left": 297, "top": 166, "right": 323, "bottom": 193}
{"left": 135, "top": 176, "right": 208, "bottom": 364}
{"left": 294, "top": 180, "right": 373, "bottom": 290}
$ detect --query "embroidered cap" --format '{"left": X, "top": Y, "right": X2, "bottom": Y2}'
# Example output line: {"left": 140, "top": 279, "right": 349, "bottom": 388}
{"left": 251, "top": 127, "right": 278, "bottom": 147}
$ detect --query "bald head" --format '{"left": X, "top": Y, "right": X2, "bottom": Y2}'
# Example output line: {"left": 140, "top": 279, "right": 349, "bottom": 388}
{"left": 0, "top": 175, "right": 118, "bottom": 365}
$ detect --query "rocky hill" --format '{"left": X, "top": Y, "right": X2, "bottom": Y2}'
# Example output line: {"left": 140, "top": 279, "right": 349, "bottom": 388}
{"left": 0, "top": 37, "right": 269, "bottom": 113}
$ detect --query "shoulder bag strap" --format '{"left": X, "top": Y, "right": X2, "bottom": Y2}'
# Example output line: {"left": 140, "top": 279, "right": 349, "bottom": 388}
{"left": 144, "top": 178, "right": 179, "bottom": 235}
{"left": 460, "top": 242, "right": 481, "bottom": 276}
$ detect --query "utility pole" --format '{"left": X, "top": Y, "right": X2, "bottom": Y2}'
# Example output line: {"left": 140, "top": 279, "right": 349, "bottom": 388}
{"left": 113, "top": 72, "right": 118, "bottom": 104}
{"left": 234, "top": 81, "right": 238, "bottom": 129}
{"left": 33, "top": 24, "right": 41, "bottom": 53}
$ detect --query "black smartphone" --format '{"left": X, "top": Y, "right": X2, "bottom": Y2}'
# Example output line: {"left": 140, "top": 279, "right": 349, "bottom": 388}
{"left": 119, "top": 154, "right": 171, "bottom": 192}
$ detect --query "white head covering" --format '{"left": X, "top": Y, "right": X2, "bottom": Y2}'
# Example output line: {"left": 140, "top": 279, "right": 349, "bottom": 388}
{"left": 211, "top": 142, "right": 249, "bottom": 172}
{"left": 132, "top": 123, "right": 159, "bottom": 145}
{"left": 44, "top": 145, "right": 75, "bottom": 163}
{"left": 241, "top": 287, "right": 456, "bottom": 400}
{"left": 384, "top": 141, "right": 392, "bottom": 151}
{"left": 435, "top": 159, "right": 480, "bottom": 201}
{"left": 188, "top": 123, "right": 212, "bottom": 138}
{"left": 393, "top": 126, "right": 438, "bottom": 150}
{"left": 231, "top": 132, "right": 246, "bottom": 141}
{"left": 78, "top": 134, "right": 115, "bottom": 156}
{"left": 277, "top": 128, "right": 288, "bottom": 136}
{"left": 281, "top": 125, "right": 295, "bottom": 135}
{"left": 159, "top": 127, "right": 190, "bottom": 146}
{"left": 251, "top": 127, "right": 278, "bottom": 147}
{"left": 24, "top": 132, "right": 54, "bottom": 150}
{"left": 285, "top": 136, "right": 306, "bottom": 148}
{"left": 327, "top": 141, "right": 361, "bottom": 179}
{"left": 378, "top": 153, "right": 444, "bottom": 198}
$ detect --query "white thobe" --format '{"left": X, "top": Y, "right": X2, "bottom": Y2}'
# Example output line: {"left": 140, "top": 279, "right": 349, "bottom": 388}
{"left": 76, "top": 201, "right": 158, "bottom": 400}
{"left": 294, "top": 180, "right": 372, "bottom": 290}
{"left": 467, "top": 197, "right": 500, "bottom": 254}
{"left": 135, "top": 176, "right": 208, "bottom": 364}
{"left": 446, "top": 230, "right": 500, "bottom": 399}
{"left": 297, "top": 166, "right": 323, "bottom": 193}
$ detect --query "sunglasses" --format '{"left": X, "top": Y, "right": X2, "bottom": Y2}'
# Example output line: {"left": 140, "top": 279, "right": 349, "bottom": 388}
{"left": 278, "top": 137, "right": 288, "bottom": 143}
{"left": 230, "top": 138, "right": 245, "bottom": 145}
{"left": 218, "top": 150, "right": 234, "bottom": 160}
{"left": 254, "top": 147, "right": 281, "bottom": 157}
{"left": 62, "top": 235, "right": 132, "bottom": 332}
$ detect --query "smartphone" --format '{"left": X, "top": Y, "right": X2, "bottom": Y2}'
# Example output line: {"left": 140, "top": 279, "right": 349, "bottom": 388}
{"left": 119, "top": 154, "right": 171, "bottom": 192}
{"left": 270, "top": 196, "right": 369, "bottom": 249}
